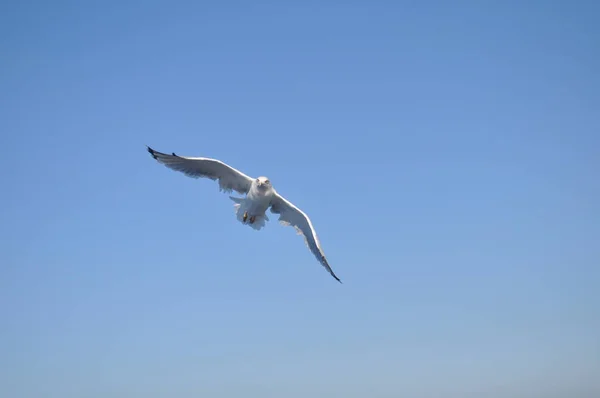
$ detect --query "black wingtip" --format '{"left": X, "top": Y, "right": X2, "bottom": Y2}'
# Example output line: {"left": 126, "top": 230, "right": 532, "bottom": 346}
{"left": 322, "top": 256, "right": 342, "bottom": 283}
{"left": 146, "top": 145, "right": 157, "bottom": 159}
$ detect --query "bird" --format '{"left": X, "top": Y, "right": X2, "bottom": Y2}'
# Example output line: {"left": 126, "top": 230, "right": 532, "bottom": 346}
{"left": 146, "top": 146, "right": 342, "bottom": 283}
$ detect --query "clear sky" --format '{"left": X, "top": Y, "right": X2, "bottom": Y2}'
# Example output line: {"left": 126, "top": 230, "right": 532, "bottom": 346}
{"left": 1, "top": 1, "right": 599, "bottom": 397}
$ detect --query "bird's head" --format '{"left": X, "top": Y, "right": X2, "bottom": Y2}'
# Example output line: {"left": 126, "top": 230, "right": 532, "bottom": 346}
{"left": 256, "top": 176, "right": 271, "bottom": 189}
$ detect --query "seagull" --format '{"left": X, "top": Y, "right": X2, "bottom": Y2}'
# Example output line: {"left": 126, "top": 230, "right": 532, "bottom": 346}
{"left": 146, "top": 146, "right": 341, "bottom": 283}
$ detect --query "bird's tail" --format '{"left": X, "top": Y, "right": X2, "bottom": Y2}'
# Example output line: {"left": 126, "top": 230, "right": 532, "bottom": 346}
{"left": 229, "top": 196, "right": 268, "bottom": 230}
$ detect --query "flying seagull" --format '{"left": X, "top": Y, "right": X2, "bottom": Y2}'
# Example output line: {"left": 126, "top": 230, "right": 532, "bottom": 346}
{"left": 146, "top": 146, "right": 341, "bottom": 283}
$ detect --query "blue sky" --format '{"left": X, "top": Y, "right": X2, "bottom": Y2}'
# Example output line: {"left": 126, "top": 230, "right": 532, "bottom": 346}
{"left": 1, "top": 1, "right": 599, "bottom": 397}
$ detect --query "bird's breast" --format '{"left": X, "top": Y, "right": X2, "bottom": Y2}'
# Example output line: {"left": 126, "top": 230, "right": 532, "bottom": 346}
{"left": 247, "top": 185, "right": 273, "bottom": 202}
{"left": 245, "top": 187, "right": 273, "bottom": 214}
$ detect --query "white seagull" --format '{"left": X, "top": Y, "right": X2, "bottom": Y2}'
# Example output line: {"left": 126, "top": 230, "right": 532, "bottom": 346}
{"left": 146, "top": 146, "right": 341, "bottom": 283}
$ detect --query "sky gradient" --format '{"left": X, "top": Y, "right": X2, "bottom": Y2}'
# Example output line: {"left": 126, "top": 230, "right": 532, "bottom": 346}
{"left": 1, "top": 1, "right": 599, "bottom": 397}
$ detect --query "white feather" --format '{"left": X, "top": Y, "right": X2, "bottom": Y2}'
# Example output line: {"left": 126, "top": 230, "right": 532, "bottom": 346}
{"left": 270, "top": 192, "right": 341, "bottom": 282}
{"left": 147, "top": 146, "right": 253, "bottom": 194}
{"left": 147, "top": 146, "right": 341, "bottom": 282}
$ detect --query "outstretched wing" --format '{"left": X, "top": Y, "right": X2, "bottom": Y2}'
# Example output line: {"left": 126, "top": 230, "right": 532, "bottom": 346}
{"left": 270, "top": 192, "right": 341, "bottom": 283}
{"left": 147, "top": 146, "right": 254, "bottom": 194}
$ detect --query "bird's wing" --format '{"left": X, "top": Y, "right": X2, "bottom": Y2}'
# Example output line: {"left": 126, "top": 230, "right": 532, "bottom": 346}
{"left": 270, "top": 192, "right": 341, "bottom": 283}
{"left": 147, "top": 146, "right": 254, "bottom": 194}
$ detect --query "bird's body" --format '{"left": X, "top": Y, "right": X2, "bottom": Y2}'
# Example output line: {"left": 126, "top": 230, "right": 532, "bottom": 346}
{"left": 230, "top": 176, "right": 274, "bottom": 230}
{"left": 146, "top": 146, "right": 341, "bottom": 283}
